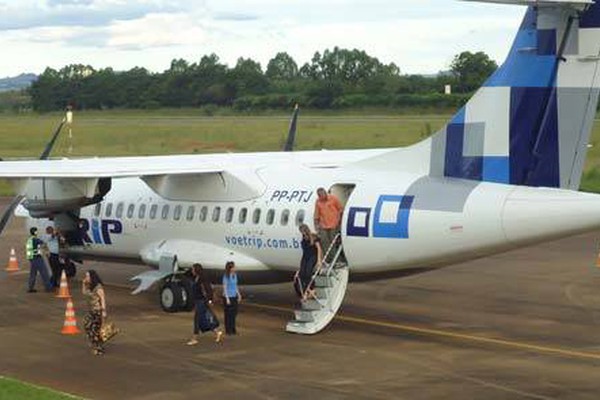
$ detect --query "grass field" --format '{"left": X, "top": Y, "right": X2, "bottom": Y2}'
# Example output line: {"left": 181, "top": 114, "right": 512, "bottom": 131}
{"left": 0, "top": 376, "right": 80, "bottom": 400}
{"left": 1, "top": 109, "right": 600, "bottom": 193}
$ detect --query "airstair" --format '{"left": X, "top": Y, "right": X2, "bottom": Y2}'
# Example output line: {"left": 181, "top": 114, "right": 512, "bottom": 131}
{"left": 286, "top": 233, "right": 349, "bottom": 335}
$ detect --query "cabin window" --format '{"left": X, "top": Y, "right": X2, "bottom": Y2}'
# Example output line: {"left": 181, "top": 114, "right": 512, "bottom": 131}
{"left": 138, "top": 204, "right": 147, "bottom": 219}
{"left": 105, "top": 203, "right": 113, "bottom": 217}
{"left": 149, "top": 204, "right": 158, "bottom": 220}
{"left": 266, "top": 209, "right": 275, "bottom": 225}
{"left": 253, "top": 208, "right": 261, "bottom": 224}
{"left": 280, "top": 209, "right": 290, "bottom": 226}
{"left": 161, "top": 204, "right": 170, "bottom": 220}
{"left": 238, "top": 208, "right": 248, "bottom": 224}
{"left": 126, "top": 204, "right": 135, "bottom": 219}
{"left": 186, "top": 206, "right": 195, "bottom": 221}
{"left": 225, "top": 207, "right": 234, "bottom": 223}
{"left": 94, "top": 203, "right": 102, "bottom": 217}
{"left": 199, "top": 206, "right": 208, "bottom": 222}
{"left": 173, "top": 205, "right": 182, "bottom": 221}
{"left": 115, "top": 202, "right": 124, "bottom": 218}
{"left": 212, "top": 206, "right": 221, "bottom": 222}
{"left": 295, "top": 209, "right": 305, "bottom": 226}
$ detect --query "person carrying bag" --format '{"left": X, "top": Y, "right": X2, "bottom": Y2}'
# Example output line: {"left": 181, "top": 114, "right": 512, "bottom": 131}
{"left": 187, "top": 263, "right": 223, "bottom": 346}
{"left": 82, "top": 270, "right": 118, "bottom": 355}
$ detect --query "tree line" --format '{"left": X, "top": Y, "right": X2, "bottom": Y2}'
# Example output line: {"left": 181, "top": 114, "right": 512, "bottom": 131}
{"left": 27, "top": 49, "right": 497, "bottom": 112}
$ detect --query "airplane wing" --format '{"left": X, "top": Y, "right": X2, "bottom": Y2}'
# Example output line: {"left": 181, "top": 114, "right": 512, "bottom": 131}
{"left": 0, "top": 154, "right": 274, "bottom": 210}
{"left": 0, "top": 155, "right": 223, "bottom": 178}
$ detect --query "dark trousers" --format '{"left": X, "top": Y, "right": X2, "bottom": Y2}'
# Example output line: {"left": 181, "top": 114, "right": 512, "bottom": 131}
{"left": 28, "top": 257, "right": 52, "bottom": 291}
{"left": 48, "top": 253, "right": 62, "bottom": 287}
{"left": 223, "top": 297, "right": 238, "bottom": 335}
{"left": 194, "top": 300, "right": 219, "bottom": 334}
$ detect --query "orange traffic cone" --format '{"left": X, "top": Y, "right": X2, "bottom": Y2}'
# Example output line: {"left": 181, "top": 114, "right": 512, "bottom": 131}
{"left": 61, "top": 297, "right": 80, "bottom": 335}
{"left": 5, "top": 248, "right": 19, "bottom": 272}
{"left": 56, "top": 270, "right": 70, "bottom": 299}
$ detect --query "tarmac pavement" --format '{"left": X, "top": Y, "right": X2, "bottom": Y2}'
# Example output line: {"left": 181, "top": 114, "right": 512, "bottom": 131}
{"left": 1, "top": 199, "right": 600, "bottom": 399}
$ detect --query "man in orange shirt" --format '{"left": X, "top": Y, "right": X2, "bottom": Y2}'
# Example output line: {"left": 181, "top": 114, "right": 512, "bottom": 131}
{"left": 313, "top": 187, "right": 343, "bottom": 258}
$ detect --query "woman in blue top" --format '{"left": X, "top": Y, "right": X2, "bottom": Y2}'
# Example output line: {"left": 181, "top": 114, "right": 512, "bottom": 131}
{"left": 222, "top": 261, "right": 242, "bottom": 335}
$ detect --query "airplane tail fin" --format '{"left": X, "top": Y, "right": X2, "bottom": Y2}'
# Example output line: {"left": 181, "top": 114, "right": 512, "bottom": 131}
{"left": 426, "top": 1, "right": 600, "bottom": 189}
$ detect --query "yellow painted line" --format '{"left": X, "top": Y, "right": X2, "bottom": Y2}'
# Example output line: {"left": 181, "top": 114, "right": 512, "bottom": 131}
{"left": 246, "top": 302, "right": 600, "bottom": 362}
{"left": 101, "top": 280, "right": 600, "bottom": 362}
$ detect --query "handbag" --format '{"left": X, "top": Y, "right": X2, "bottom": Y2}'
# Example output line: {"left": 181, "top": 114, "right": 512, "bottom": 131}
{"left": 204, "top": 303, "right": 220, "bottom": 330}
{"left": 100, "top": 319, "right": 119, "bottom": 343}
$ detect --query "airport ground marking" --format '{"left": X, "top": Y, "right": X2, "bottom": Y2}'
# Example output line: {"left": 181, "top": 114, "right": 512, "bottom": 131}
{"left": 102, "top": 283, "right": 600, "bottom": 362}
{"left": 244, "top": 302, "right": 600, "bottom": 362}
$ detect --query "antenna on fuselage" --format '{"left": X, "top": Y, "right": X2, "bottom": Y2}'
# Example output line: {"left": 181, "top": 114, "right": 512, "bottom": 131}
{"left": 283, "top": 104, "right": 300, "bottom": 152}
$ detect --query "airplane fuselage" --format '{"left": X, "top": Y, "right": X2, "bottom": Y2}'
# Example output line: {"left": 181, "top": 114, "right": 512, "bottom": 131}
{"left": 29, "top": 149, "right": 600, "bottom": 282}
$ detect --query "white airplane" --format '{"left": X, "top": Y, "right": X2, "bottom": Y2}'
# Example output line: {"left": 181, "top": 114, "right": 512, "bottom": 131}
{"left": 2, "top": 0, "right": 600, "bottom": 334}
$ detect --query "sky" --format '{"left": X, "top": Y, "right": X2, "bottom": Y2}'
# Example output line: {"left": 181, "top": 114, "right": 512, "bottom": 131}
{"left": 0, "top": 0, "right": 526, "bottom": 78}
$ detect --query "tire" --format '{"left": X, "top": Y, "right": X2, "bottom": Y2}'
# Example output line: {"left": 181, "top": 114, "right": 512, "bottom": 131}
{"left": 160, "top": 282, "right": 183, "bottom": 313}
{"left": 178, "top": 278, "right": 195, "bottom": 312}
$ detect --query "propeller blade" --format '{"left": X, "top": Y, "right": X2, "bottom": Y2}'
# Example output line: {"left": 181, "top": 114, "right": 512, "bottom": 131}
{"left": 0, "top": 113, "right": 68, "bottom": 235}
{"left": 283, "top": 104, "right": 300, "bottom": 152}
{"left": 0, "top": 195, "right": 23, "bottom": 236}
{"left": 39, "top": 118, "right": 66, "bottom": 160}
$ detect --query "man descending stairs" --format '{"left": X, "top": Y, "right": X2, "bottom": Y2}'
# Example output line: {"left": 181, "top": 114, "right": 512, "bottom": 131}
{"left": 287, "top": 233, "right": 349, "bottom": 335}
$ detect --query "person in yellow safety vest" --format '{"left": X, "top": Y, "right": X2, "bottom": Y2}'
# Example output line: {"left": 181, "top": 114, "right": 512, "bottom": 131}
{"left": 26, "top": 227, "right": 52, "bottom": 293}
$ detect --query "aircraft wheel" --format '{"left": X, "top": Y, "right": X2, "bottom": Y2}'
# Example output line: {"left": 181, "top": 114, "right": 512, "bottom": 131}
{"left": 178, "top": 278, "right": 195, "bottom": 312}
{"left": 160, "top": 282, "right": 183, "bottom": 313}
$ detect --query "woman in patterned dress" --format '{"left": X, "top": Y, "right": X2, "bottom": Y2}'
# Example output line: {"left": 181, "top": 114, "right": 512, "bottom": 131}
{"left": 82, "top": 270, "right": 107, "bottom": 355}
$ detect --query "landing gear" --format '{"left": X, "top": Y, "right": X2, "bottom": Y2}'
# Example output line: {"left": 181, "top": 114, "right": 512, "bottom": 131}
{"left": 178, "top": 277, "right": 194, "bottom": 312}
{"left": 159, "top": 282, "right": 182, "bottom": 313}
{"left": 159, "top": 276, "right": 194, "bottom": 313}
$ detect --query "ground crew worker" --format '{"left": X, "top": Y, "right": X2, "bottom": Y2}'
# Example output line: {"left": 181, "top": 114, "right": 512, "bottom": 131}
{"left": 26, "top": 227, "right": 52, "bottom": 293}
{"left": 45, "top": 226, "right": 62, "bottom": 287}
{"left": 313, "top": 187, "right": 343, "bottom": 259}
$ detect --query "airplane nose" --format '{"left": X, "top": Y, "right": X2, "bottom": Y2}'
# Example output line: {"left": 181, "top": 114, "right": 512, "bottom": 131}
{"left": 501, "top": 186, "right": 600, "bottom": 246}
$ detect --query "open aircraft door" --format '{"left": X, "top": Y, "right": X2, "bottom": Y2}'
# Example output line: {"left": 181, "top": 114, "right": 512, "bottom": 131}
{"left": 329, "top": 183, "right": 355, "bottom": 257}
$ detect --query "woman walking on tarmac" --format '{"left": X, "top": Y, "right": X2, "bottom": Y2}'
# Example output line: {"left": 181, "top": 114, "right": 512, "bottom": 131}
{"left": 82, "top": 269, "right": 107, "bottom": 356}
{"left": 187, "top": 263, "right": 224, "bottom": 346}
{"left": 222, "top": 261, "right": 242, "bottom": 335}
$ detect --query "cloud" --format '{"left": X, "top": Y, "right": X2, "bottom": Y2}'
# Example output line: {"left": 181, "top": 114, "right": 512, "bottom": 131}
{"left": 48, "top": 0, "right": 94, "bottom": 7}
{"left": 0, "top": 1, "right": 190, "bottom": 30}
{"left": 106, "top": 13, "right": 209, "bottom": 50}
{"left": 214, "top": 12, "right": 259, "bottom": 22}
{"left": 0, "top": 0, "right": 526, "bottom": 77}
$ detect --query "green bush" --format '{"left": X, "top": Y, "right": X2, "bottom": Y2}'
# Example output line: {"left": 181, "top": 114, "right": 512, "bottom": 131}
{"left": 580, "top": 167, "right": 600, "bottom": 193}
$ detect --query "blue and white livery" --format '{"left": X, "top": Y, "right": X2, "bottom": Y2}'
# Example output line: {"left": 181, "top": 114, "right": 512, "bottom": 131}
{"left": 3, "top": 0, "right": 600, "bottom": 333}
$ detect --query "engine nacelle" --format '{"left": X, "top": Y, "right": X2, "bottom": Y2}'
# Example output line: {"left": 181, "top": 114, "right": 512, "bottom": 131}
{"left": 19, "top": 177, "right": 111, "bottom": 218}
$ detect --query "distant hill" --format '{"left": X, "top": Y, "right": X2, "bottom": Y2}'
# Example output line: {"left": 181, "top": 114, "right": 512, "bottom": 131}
{"left": 0, "top": 73, "right": 37, "bottom": 92}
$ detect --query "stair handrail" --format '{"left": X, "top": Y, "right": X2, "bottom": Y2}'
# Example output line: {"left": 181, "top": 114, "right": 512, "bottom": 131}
{"left": 301, "top": 232, "right": 342, "bottom": 301}
{"left": 322, "top": 232, "right": 341, "bottom": 265}
{"left": 324, "top": 244, "right": 344, "bottom": 277}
